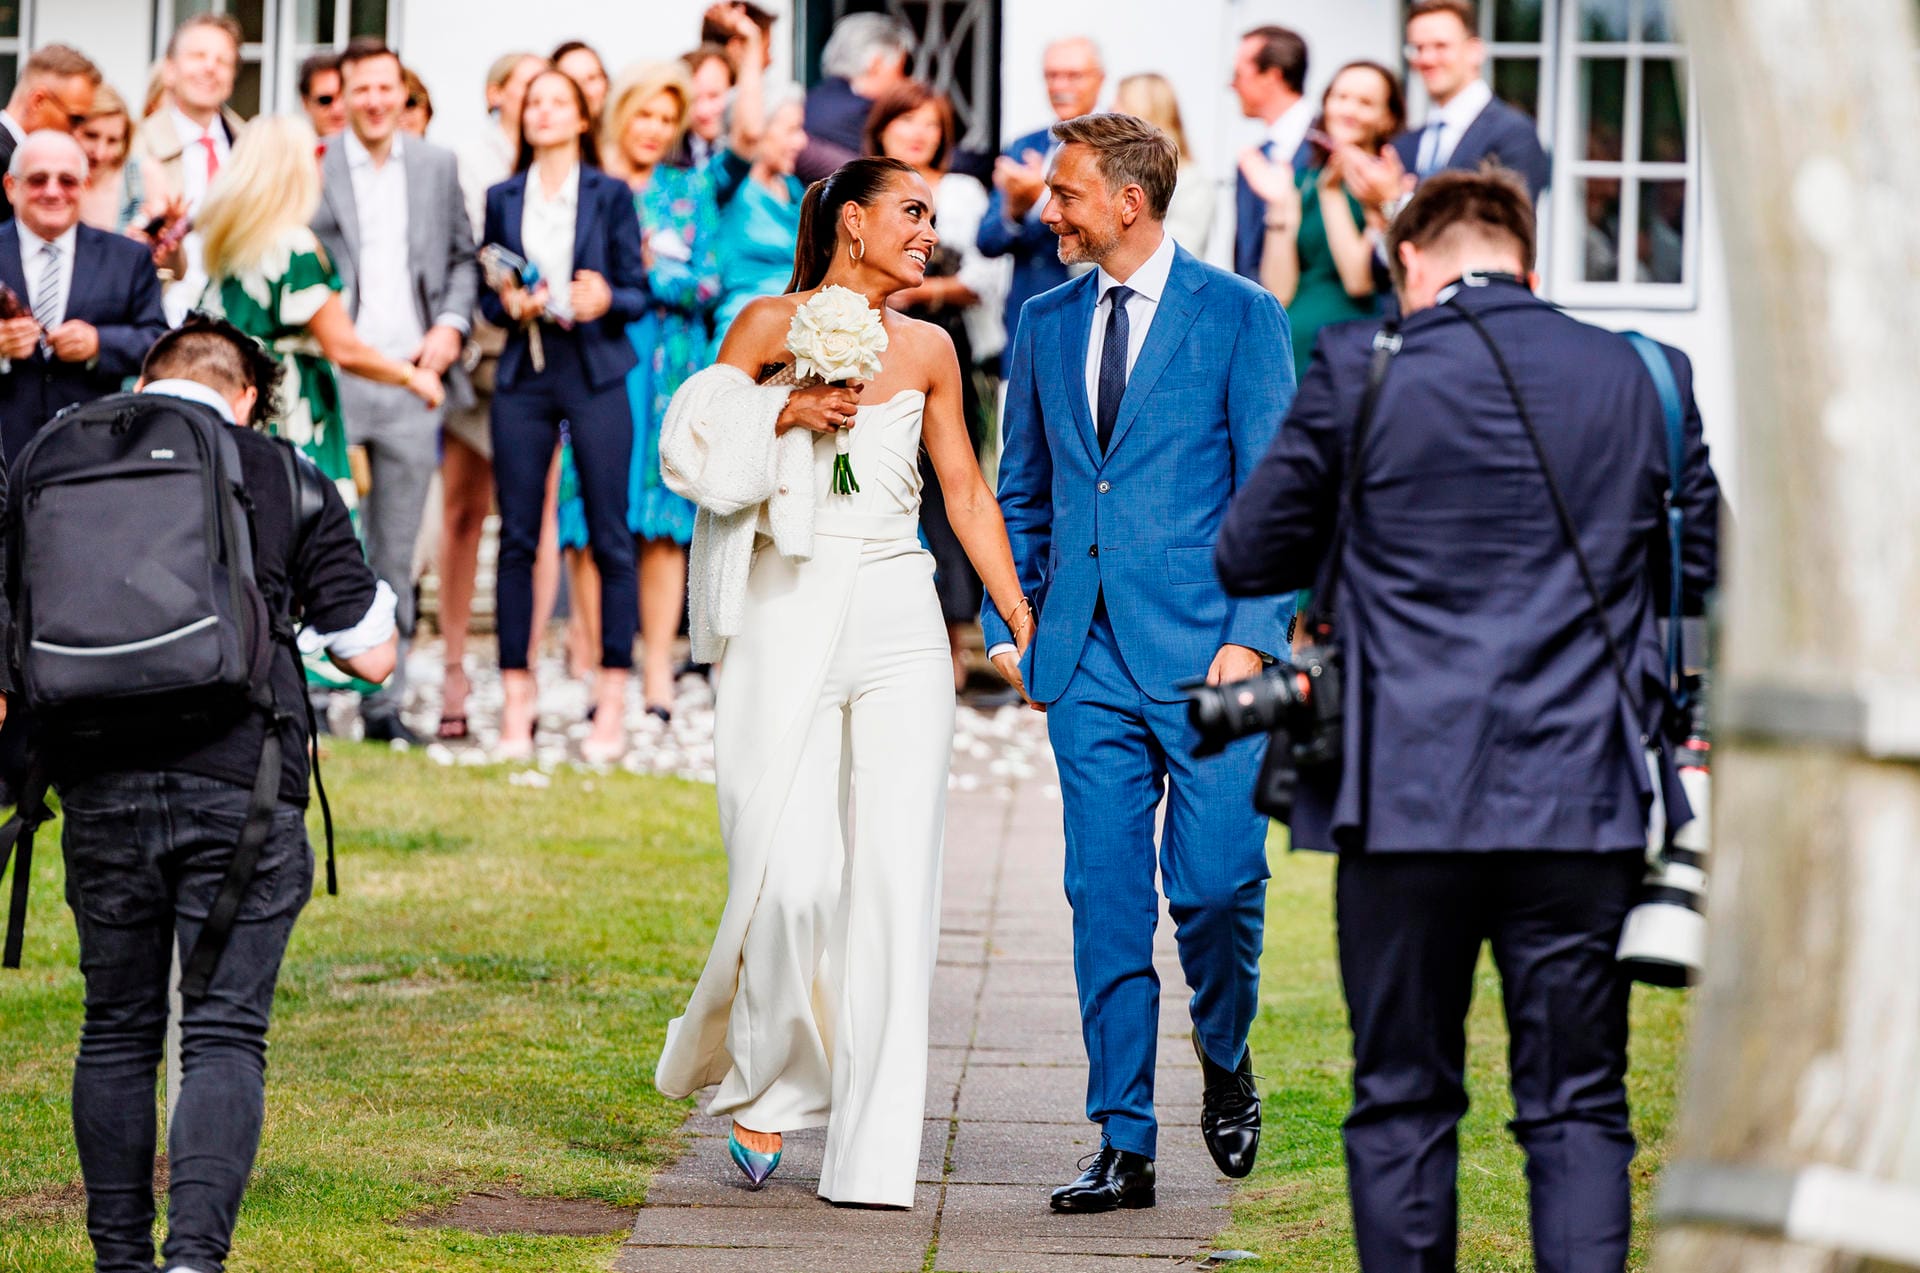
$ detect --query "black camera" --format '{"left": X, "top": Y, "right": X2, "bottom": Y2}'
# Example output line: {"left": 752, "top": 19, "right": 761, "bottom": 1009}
{"left": 1186, "top": 644, "right": 1344, "bottom": 823}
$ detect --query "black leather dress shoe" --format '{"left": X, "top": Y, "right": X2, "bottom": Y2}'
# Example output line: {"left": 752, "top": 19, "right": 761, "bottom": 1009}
{"left": 1049, "top": 1145, "right": 1155, "bottom": 1213}
{"left": 363, "top": 715, "right": 422, "bottom": 746}
{"left": 1194, "top": 1028, "right": 1261, "bottom": 1178}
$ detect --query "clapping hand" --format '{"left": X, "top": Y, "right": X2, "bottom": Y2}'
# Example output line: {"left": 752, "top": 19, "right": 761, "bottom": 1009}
{"left": 1238, "top": 146, "right": 1301, "bottom": 229}
{"left": 1337, "top": 144, "right": 1413, "bottom": 214}
{"left": 993, "top": 149, "right": 1049, "bottom": 221}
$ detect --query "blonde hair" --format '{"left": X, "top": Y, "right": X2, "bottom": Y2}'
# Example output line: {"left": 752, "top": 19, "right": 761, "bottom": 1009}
{"left": 199, "top": 115, "right": 323, "bottom": 280}
{"left": 1114, "top": 73, "right": 1193, "bottom": 162}
{"left": 601, "top": 61, "right": 693, "bottom": 178}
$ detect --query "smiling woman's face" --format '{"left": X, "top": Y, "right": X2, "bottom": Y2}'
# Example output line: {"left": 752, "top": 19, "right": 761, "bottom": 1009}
{"left": 844, "top": 169, "right": 940, "bottom": 290}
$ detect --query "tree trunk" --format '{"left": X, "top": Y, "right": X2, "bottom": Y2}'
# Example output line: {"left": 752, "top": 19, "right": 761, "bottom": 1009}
{"left": 1657, "top": 1, "right": 1920, "bottom": 1270}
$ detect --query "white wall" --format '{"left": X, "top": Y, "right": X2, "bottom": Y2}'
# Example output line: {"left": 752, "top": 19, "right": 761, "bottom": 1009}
{"left": 34, "top": 0, "right": 154, "bottom": 112}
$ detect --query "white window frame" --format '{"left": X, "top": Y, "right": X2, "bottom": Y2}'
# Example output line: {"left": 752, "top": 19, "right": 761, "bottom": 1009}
{"left": 5, "top": 0, "right": 37, "bottom": 71}
{"left": 153, "top": 0, "right": 398, "bottom": 117}
{"left": 278, "top": 0, "right": 401, "bottom": 115}
{"left": 1547, "top": 0, "right": 1700, "bottom": 309}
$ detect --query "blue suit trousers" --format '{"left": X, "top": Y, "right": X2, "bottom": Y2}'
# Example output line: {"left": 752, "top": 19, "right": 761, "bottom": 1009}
{"left": 1046, "top": 608, "right": 1270, "bottom": 1159}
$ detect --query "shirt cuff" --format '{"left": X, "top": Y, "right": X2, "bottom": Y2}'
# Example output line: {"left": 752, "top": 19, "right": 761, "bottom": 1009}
{"left": 433, "top": 312, "right": 472, "bottom": 336}
{"left": 986, "top": 643, "right": 1016, "bottom": 661}
{"left": 297, "top": 579, "right": 398, "bottom": 660}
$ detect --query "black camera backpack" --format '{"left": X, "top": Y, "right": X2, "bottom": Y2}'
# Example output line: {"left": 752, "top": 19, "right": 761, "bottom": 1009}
{"left": 0, "top": 391, "right": 335, "bottom": 998}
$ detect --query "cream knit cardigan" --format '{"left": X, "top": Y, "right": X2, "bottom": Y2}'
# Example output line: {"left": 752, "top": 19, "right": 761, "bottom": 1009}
{"left": 660, "top": 364, "right": 816, "bottom": 662}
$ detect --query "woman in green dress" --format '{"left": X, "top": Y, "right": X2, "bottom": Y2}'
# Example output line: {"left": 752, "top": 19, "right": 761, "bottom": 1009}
{"left": 196, "top": 115, "right": 443, "bottom": 500}
{"left": 1240, "top": 61, "right": 1406, "bottom": 379}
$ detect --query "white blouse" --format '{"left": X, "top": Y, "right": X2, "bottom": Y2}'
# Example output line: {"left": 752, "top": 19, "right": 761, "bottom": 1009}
{"left": 934, "top": 171, "right": 1012, "bottom": 365}
{"left": 521, "top": 163, "right": 580, "bottom": 313}
{"left": 1164, "top": 159, "right": 1216, "bottom": 260}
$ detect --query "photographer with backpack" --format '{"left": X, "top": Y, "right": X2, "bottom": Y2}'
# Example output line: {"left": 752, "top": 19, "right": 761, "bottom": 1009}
{"left": 1, "top": 314, "right": 395, "bottom": 1273}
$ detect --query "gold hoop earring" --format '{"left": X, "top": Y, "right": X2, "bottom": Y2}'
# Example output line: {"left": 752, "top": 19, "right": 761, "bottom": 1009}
{"left": 848, "top": 236, "right": 866, "bottom": 265}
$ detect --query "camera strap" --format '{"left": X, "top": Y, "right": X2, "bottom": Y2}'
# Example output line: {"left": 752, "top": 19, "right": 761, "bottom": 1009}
{"left": 1303, "top": 323, "right": 1401, "bottom": 639}
{"left": 1449, "top": 302, "right": 1649, "bottom": 744}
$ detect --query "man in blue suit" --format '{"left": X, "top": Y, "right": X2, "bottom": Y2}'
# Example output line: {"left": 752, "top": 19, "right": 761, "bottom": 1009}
{"left": 0, "top": 132, "right": 167, "bottom": 467}
{"left": 1215, "top": 170, "right": 1719, "bottom": 1272}
{"left": 981, "top": 112, "right": 1295, "bottom": 1213}
{"left": 975, "top": 36, "right": 1103, "bottom": 361}
{"left": 1392, "top": 0, "right": 1550, "bottom": 200}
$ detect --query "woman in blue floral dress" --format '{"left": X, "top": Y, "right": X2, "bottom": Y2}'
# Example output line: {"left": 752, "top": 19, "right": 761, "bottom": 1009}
{"left": 565, "top": 63, "right": 722, "bottom": 717}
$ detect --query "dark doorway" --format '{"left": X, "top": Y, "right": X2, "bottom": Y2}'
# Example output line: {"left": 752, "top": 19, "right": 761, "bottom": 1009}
{"left": 796, "top": 0, "right": 1003, "bottom": 154}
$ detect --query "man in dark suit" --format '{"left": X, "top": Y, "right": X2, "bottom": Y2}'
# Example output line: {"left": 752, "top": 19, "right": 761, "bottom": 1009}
{"left": 1392, "top": 0, "right": 1550, "bottom": 200}
{"left": 0, "top": 131, "right": 167, "bottom": 466}
{"left": 796, "top": 11, "right": 912, "bottom": 184}
{"left": 312, "top": 39, "right": 479, "bottom": 744}
{"left": 1229, "top": 24, "right": 1313, "bottom": 281}
{"left": 1215, "top": 169, "right": 1718, "bottom": 1272}
{"left": 0, "top": 45, "right": 102, "bottom": 225}
{"left": 976, "top": 36, "right": 1103, "bottom": 360}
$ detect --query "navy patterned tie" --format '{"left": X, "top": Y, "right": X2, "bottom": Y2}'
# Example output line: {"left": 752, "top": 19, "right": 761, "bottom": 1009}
{"left": 1096, "top": 285, "right": 1133, "bottom": 454}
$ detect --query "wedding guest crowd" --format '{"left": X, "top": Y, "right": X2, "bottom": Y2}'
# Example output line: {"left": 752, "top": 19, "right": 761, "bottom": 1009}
{"left": 0, "top": 0, "right": 1569, "bottom": 769}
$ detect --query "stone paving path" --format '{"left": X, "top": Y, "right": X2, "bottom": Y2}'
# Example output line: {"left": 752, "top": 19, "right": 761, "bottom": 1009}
{"left": 612, "top": 718, "right": 1234, "bottom": 1273}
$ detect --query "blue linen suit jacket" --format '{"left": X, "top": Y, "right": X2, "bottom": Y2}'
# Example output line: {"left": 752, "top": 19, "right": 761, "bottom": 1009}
{"left": 1214, "top": 283, "right": 1719, "bottom": 853}
{"left": 0, "top": 221, "right": 167, "bottom": 467}
{"left": 1390, "top": 96, "right": 1551, "bottom": 200}
{"left": 975, "top": 126, "right": 1071, "bottom": 359}
{"left": 478, "top": 166, "right": 650, "bottom": 393}
{"left": 982, "top": 244, "right": 1297, "bottom": 704}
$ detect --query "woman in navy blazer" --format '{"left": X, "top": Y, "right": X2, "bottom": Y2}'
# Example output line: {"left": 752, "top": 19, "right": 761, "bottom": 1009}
{"left": 481, "top": 68, "right": 650, "bottom": 760}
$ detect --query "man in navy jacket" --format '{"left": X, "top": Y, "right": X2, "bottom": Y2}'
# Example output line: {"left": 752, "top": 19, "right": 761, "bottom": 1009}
{"left": 0, "top": 132, "right": 167, "bottom": 467}
{"left": 1216, "top": 170, "right": 1718, "bottom": 1272}
{"left": 976, "top": 36, "right": 1103, "bottom": 360}
{"left": 1391, "top": 0, "right": 1549, "bottom": 201}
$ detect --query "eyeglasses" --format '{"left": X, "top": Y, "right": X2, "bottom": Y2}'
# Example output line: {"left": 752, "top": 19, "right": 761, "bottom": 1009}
{"left": 311, "top": 93, "right": 337, "bottom": 106}
{"left": 22, "top": 172, "right": 84, "bottom": 191}
{"left": 66, "top": 112, "right": 91, "bottom": 130}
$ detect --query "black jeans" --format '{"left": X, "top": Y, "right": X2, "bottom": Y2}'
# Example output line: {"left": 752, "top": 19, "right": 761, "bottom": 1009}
{"left": 1335, "top": 849, "right": 1644, "bottom": 1273}
{"left": 60, "top": 772, "right": 312, "bottom": 1273}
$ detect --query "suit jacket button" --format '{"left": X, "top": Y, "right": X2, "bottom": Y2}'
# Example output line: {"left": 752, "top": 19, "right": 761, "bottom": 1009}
{"left": 1097, "top": 480, "right": 1111, "bottom": 493}
{"left": 1089, "top": 545, "right": 1099, "bottom": 558}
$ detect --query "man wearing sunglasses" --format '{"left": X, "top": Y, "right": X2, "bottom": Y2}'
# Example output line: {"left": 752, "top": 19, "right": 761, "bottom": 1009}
{"left": 0, "top": 45, "right": 101, "bottom": 227}
{"left": 0, "top": 131, "right": 167, "bottom": 467}
{"left": 299, "top": 50, "right": 348, "bottom": 143}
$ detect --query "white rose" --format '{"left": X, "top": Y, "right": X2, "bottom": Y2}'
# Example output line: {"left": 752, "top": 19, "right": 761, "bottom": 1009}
{"left": 787, "top": 284, "right": 888, "bottom": 383}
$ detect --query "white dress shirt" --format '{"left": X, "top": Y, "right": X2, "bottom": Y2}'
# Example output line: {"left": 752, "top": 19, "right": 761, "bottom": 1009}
{"left": 20, "top": 222, "right": 79, "bottom": 332}
{"left": 1417, "top": 77, "right": 1493, "bottom": 174}
{"left": 521, "top": 163, "right": 579, "bottom": 320}
{"left": 344, "top": 131, "right": 425, "bottom": 358}
{"left": 1265, "top": 97, "right": 1316, "bottom": 166}
{"left": 143, "top": 377, "right": 237, "bottom": 422}
{"left": 988, "top": 231, "right": 1177, "bottom": 663}
{"left": 1082, "top": 230, "right": 1176, "bottom": 415}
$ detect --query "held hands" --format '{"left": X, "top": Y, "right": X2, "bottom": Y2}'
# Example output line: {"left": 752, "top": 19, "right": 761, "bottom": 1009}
{"left": 776, "top": 381, "right": 864, "bottom": 435}
{"left": 571, "top": 270, "right": 613, "bottom": 324}
{"left": 990, "top": 599, "right": 1040, "bottom": 710}
{"left": 406, "top": 364, "right": 446, "bottom": 409}
{"left": 1207, "top": 643, "right": 1265, "bottom": 687}
{"left": 413, "top": 324, "right": 465, "bottom": 376}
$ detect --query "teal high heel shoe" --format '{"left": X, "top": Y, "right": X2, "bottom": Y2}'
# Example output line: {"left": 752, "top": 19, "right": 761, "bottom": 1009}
{"left": 728, "top": 1127, "right": 781, "bottom": 1187}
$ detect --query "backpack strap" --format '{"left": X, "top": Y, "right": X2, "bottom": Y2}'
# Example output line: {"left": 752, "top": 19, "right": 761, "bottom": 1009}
{"left": 1623, "top": 331, "right": 1691, "bottom": 718}
{"left": 273, "top": 439, "right": 337, "bottom": 896}
{"left": 0, "top": 766, "right": 53, "bottom": 970}
{"left": 176, "top": 721, "right": 281, "bottom": 1000}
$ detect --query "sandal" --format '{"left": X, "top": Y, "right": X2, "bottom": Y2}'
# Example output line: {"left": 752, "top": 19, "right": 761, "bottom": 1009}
{"left": 435, "top": 714, "right": 470, "bottom": 741}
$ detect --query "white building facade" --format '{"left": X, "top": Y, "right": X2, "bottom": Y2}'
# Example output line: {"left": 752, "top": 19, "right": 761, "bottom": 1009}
{"left": 18, "top": 0, "right": 1734, "bottom": 473}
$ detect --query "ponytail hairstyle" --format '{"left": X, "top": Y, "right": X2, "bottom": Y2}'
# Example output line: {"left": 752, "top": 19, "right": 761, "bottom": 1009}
{"left": 785, "top": 155, "right": 919, "bottom": 294}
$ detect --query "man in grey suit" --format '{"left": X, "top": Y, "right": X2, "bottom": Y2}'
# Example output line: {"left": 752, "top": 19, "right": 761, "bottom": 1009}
{"left": 313, "top": 38, "right": 479, "bottom": 742}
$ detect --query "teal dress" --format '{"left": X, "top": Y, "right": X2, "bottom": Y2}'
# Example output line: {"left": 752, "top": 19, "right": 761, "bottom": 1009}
{"left": 558, "top": 164, "right": 723, "bottom": 550}
{"left": 708, "top": 170, "right": 804, "bottom": 357}
{"left": 1286, "top": 168, "right": 1382, "bottom": 379}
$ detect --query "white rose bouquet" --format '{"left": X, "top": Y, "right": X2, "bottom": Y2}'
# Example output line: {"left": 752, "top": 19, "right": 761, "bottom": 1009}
{"left": 786, "top": 285, "right": 888, "bottom": 495}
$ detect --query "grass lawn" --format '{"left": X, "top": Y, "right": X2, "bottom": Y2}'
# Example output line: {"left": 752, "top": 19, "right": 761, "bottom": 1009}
{"left": 0, "top": 745, "right": 728, "bottom": 1272}
{"left": 0, "top": 748, "right": 1687, "bottom": 1272}
{"left": 1216, "top": 842, "right": 1689, "bottom": 1271}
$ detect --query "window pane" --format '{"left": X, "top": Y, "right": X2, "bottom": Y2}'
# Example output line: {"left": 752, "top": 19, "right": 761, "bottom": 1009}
{"left": 175, "top": 0, "right": 216, "bottom": 18}
{"left": 292, "top": 0, "right": 338, "bottom": 44}
{"left": 232, "top": 59, "right": 262, "bottom": 118}
{"left": 1641, "top": 0, "right": 1676, "bottom": 40}
{"left": 0, "top": 1, "right": 18, "bottom": 39}
{"left": 1580, "top": 177, "right": 1624, "bottom": 282}
{"left": 1578, "top": 0, "right": 1630, "bottom": 41}
{"left": 349, "top": 0, "right": 388, "bottom": 39}
{"left": 1493, "top": 0, "right": 1543, "bottom": 42}
{"left": 232, "top": 0, "right": 266, "bottom": 44}
{"left": 1637, "top": 179, "right": 1686, "bottom": 283}
{"left": 1640, "top": 58, "right": 1687, "bottom": 162}
{"left": 1579, "top": 58, "right": 1627, "bottom": 161}
{"left": 1492, "top": 58, "right": 1542, "bottom": 121}
{"left": 0, "top": 55, "right": 15, "bottom": 104}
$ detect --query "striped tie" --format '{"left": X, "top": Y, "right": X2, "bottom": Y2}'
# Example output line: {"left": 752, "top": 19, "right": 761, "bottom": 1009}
{"left": 31, "top": 241, "right": 62, "bottom": 351}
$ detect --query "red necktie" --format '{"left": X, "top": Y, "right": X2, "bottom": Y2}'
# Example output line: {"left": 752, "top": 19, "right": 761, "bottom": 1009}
{"left": 199, "top": 133, "right": 219, "bottom": 183}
